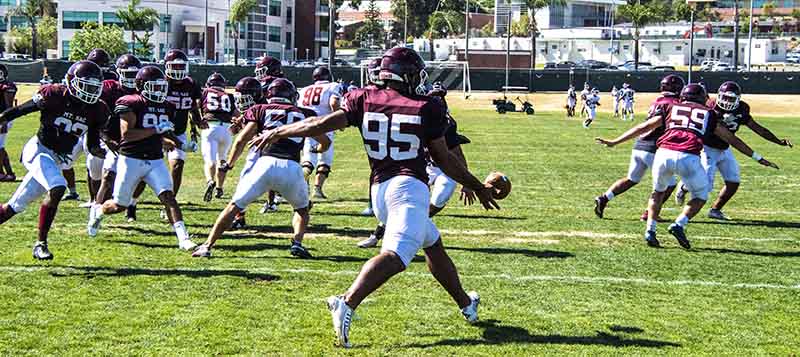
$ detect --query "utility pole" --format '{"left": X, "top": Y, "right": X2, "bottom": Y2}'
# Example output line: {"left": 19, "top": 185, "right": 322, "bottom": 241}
{"left": 505, "top": 11, "right": 511, "bottom": 96}
{"left": 689, "top": 7, "right": 695, "bottom": 83}
{"left": 329, "top": 3, "right": 336, "bottom": 78}
{"left": 465, "top": 0, "right": 469, "bottom": 63}
{"left": 404, "top": 0, "right": 408, "bottom": 46}
{"left": 733, "top": 0, "right": 739, "bottom": 71}
{"left": 205, "top": 0, "right": 209, "bottom": 63}
{"left": 747, "top": 0, "right": 754, "bottom": 70}
{"left": 166, "top": 0, "right": 170, "bottom": 50}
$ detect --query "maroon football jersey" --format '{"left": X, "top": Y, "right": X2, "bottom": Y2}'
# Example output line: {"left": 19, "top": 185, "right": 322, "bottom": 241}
{"left": 704, "top": 99, "right": 752, "bottom": 150}
{"left": 0, "top": 80, "right": 17, "bottom": 112}
{"left": 657, "top": 101, "right": 717, "bottom": 155}
{"left": 100, "top": 79, "right": 136, "bottom": 142}
{"left": 633, "top": 94, "right": 680, "bottom": 153}
{"left": 166, "top": 77, "right": 201, "bottom": 135}
{"left": 201, "top": 87, "right": 235, "bottom": 123}
{"left": 116, "top": 94, "right": 176, "bottom": 160}
{"left": 259, "top": 76, "right": 280, "bottom": 98}
{"left": 343, "top": 87, "right": 447, "bottom": 184}
{"left": 33, "top": 84, "right": 109, "bottom": 155}
{"left": 244, "top": 102, "right": 307, "bottom": 162}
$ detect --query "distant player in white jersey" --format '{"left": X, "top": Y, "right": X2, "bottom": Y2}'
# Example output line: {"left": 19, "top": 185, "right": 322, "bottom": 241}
{"left": 582, "top": 88, "right": 600, "bottom": 128}
{"left": 580, "top": 83, "right": 590, "bottom": 118}
{"left": 621, "top": 83, "right": 636, "bottom": 121}
{"left": 610, "top": 85, "right": 620, "bottom": 118}
{"left": 566, "top": 85, "right": 577, "bottom": 117}
{"left": 298, "top": 66, "right": 342, "bottom": 199}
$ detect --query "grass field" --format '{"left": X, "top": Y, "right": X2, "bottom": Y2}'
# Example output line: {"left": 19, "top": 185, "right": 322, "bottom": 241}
{"left": 0, "top": 85, "right": 798, "bottom": 355}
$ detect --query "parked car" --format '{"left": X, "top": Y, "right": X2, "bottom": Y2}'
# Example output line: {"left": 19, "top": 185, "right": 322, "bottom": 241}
{"left": 787, "top": 52, "right": 800, "bottom": 64}
{"left": 712, "top": 62, "right": 732, "bottom": 72}
{"left": 618, "top": 62, "right": 653, "bottom": 71}
{"left": 652, "top": 65, "right": 676, "bottom": 71}
{"left": 699, "top": 59, "right": 719, "bottom": 71}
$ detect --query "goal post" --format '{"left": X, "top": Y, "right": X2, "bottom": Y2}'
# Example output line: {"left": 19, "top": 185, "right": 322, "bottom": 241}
{"left": 358, "top": 59, "right": 472, "bottom": 99}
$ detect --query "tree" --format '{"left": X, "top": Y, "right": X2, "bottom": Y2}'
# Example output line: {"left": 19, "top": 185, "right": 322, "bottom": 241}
{"left": 116, "top": 0, "right": 159, "bottom": 56}
{"left": 229, "top": 0, "right": 257, "bottom": 65}
{"left": 792, "top": 8, "right": 800, "bottom": 32}
{"left": 390, "top": 0, "right": 465, "bottom": 38}
{"left": 510, "top": 13, "right": 530, "bottom": 37}
{"left": 761, "top": 0, "right": 776, "bottom": 20}
{"left": 136, "top": 32, "right": 155, "bottom": 59}
{"left": 8, "top": 15, "right": 56, "bottom": 57}
{"left": 355, "top": 0, "right": 386, "bottom": 48}
{"left": 68, "top": 22, "right": 128, "bottom": 61}
{"left": 616, "top": 2, "right": 656, "bottom": 70}
{"left": 525, "top": 1, "right": 566, "bottom": 71}
{"left": 10, "top": 0, "right": 55, "bottom": 60}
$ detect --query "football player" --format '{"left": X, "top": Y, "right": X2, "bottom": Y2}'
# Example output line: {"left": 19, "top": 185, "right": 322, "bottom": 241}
{"left": 675, "top": 81, "right": 793, "bottom": 220}
{"left": 0, "top": 64, "right": 18, "bottom": 181}
{"left": 595, "top": 84, "right": 778, "bottom": 249}
{"left": 86, "top": 48, "right": 119, "bottom": 81}
{"left": 192, "top": 78, "right": 330, "bottom": 258}
{"left": 200, "top": 72, "right": 237, "bottom": 202}
{"left": 582, "top": 88, "right": 600, "bottom": 128}
{"left": 299, "top": 66, "right": 342, "bottom": 200}
{"left": 88, "top": 66, "right": 196, "bottom": 250}
{"left": 0, "top": 61, "right": 109, "bottom": 260}
{"left": 621, "top": 83, "right": 636, "bottom": 121}
{"left": 566, "top": 84, "right": 577, "bottom": 118}
{"left": 249, "top": 47, "right": 497, "bottom": 348}
{"left": 611, "top": 85, "right": 620, "bottom": 118}
{"left": 580, "top": 83, "right": 590, "bottom": 118}
{"left": 360, "top": 58, "right": 384, "bottom": 217}
{"left": 594, "top": 75, "right": 684, "bottom": 220}
{"left": 88, "top": 54, "right": 141, "bottom": 228}
{"left": 220, "top": 76, "right": 264, "bottom": 229}
{"left": 253, "top": 56, "right": 285, "bottom": 213}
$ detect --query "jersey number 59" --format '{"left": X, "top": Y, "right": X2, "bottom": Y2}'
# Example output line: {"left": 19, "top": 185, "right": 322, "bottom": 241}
{"left": 362, "top": 112, "right": 421, "bottom": 161}
{"left": 668, "top": 105, "right": 708, "bottom": 134}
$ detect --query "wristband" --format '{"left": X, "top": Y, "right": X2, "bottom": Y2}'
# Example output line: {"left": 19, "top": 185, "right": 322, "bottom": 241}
{"left": 751, "top": 152, "right": 763, "bottom": 161}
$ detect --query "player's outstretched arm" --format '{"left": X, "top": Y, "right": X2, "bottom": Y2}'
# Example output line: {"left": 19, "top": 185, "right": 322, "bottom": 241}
{"left": 595, "top": 116, "right": 662, "bottom": 147}
{"left": 224, "top": 122, "right": 259, "bottom": 170}
{"left": 429, "top": 137, "right": 499, "bottom": 210}
{"left": 0, "top": 99, "right": 39, "bottom": 124}
{"left": 746, "top": 120, "right": 793, "bottom": 148}
{"left": 714, "top": 124, "right": 779, "bottom": 169}
{"left": 86, "top": 125, "right": 106, "bottom": 158}
{"left": 250, "top": 110, "right": 349, "bottom": 151}
{"left": 310, "top": 133, "right": 332, "bottom": 153}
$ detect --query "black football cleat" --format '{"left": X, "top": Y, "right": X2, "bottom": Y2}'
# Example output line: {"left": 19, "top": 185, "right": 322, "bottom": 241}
{"left": 63, "top": 191, "right": 80, "bottom": 201}
{"left": 126, "top": 204, "right": 137, "bottom": 222}
{"left": 290, "top": 241, "right": 313, "bottom": 259}
{"left": 215, "top": 187, "right": 224, "bottom": 199}
{"left": 231, "top": 216, "right": 246, "bottom": 230}
{"left": 33, "top": 241, "right": 53, "bottom": 260}
{"left": 668, "top": 224, "right": 691, "bottom": 249}
{"left": 203, "top": 181, "right": 216, "bottom": 202}
{"left": 644, "top": 231, "right": 660, "bottom": 248}
{"left": 594, "top": 196, "right": 608, "bottom": 219}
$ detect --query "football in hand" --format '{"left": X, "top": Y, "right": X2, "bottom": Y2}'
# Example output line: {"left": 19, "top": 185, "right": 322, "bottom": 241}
{"left": 484, "top": 172, "right": 511, "bottom": 200}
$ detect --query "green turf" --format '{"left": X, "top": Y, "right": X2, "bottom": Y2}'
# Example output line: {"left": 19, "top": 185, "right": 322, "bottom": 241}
{"left": 0, "top": 99, "right": 798, "bottom": 355}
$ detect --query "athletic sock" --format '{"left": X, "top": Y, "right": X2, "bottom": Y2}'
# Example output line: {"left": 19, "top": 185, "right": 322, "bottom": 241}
{"left": 604, "top": 190, "right": 615, "bottom": 201}
{"left": 173, "top": 221, "right": 190, "bottom": 241}
{"left": 68, "top": 186, "right": 77, "bottom": 195}
{"left": 0, "top": 204, "right": 16, "bottom": 224}
{"left": 38, "top": 204, "right": 59, "bottom": 241}
{"left": 675, "top": 214, "right": 690, "bottom": 228}
{"left": 646, "top": 219, "right": 657, "bottom": 233}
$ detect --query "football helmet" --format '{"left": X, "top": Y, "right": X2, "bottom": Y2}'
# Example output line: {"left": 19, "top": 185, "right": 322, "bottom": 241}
{"left": 428, "top": 81, "right": 447, "bottom": 98}
{"left": 86, "top": 48, "right": 111, "bottom": 70}
{"left": 592, "top": 88, "right": 599, "bottom": 95}
{"left": 136, "top": 66, "right": 169, "bottom": 103}
{"left": 0, "top": 64, "right": 7, "bottom": 82}
{"left": 312, "top": 66, "right": 332, "bottom": 82}
{"left": 380, "top": 47, "right": 427, "bottom": 95}
{"left": 367, "top": 58, "right": 383, "bottom": 86}
{"left": 234, "top": 76, "right": 262, "bottom": 110}
{"left": 659, "top": 74, "right": 685, "bottom": 95}
{"left": 206, "top": 72, "right": 226, "bottom": 88}
{"left": 266, "top": 78, "right": 298, "bottom": 103}
{"left": 680, "top": 83, "right": 708, "bottom": 105}
{"left": 66, "top": 61, "right": 104, "bottom": 104}
{"left": 115, "top": 54, "right": 142, "bottom": 89}
{"left": 164, "top": 49, "right": 190, "bottom": 80}
{"left": 622, "top": 82, "right": 630, "bottom": 89}
{"left": 584, "top": 83, "right": 590, "bottom": 90}
{"left": 717, "top": 81, "right": 742, "bottom": 111}
{"left": 255, "top": 56, "right": 283, "bottom": 81}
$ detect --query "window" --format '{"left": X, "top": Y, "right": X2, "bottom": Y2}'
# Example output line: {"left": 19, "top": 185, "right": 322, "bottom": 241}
{"left": 63, "top": 11, "right": 98, "bottom": 29}
{"left": 160, "top": 15, "right": 171, "bottom": 32}
{"left": 268, "top": 51, "right": 281, "bottom": 59}
{"left": 11, "top": 16, "right": 31, "bottom": 28}
{"left": 62, "top": 40, "right": 70, "bottom": 58}
{"left": 623, "top": 45, "right": 629, "bottom": 50}
{"left": 675, "top": 46, "right": 683, "bottom": 51}
{"left": 285, "top": 32, "right": 292, "bottom": 49}
{"left": 268, "top": 25, "right": 281, "bottom": 42}
{"left": 269, "top": 0, "right": 281, "bottom": 16}
{"left": 286, "top": 6, "right": 292, "bottom": 24}
{"left": 0, "top": 0, "right": 15, "bottom": 6}
{"left": 577, "top": 48, "right": 586, "bottom": 52}
{"left": 102, "top": 12, "right": 123, "bottom": 26}
{"left": 0, "top": 17, "right": 6, "bottom": 32}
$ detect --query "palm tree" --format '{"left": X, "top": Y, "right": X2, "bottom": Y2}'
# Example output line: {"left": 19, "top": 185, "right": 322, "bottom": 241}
{"left": 525, "top": 0, "right": 566, "bottom": 70}
{"left": 616, "top": 1, "right": 655, "bottom": 71}
{"left": 11, "top": 0, "right": 55, "bottom": 60}
{"left": 229, "top": 0, "right": 257, "bottom": 65}
{"left": 116, "top": 0, "right": 160, "bottom": 55}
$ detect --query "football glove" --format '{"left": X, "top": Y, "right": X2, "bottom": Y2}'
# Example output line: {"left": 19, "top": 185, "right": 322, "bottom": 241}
{"left": 182, "top": 140, "right": 199, "bottom": 153}
{"left": 155, "top": 120, "right": 175, "bottom": 134}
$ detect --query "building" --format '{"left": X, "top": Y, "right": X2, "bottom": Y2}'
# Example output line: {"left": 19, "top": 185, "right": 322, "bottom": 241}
{"left": 494, "top": 0, "right": 625, "bottom": 34}
{"left": 240, "top": 0, "right": 296, "bottom": 60}
{"left": 714, "top": 1, "right": 800, "bottom": 18}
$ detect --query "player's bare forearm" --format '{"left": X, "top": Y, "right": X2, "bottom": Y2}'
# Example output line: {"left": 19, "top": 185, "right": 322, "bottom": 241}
{"left": 747, "top": 120, "right": 790, "bottom": 147}
{"left": 597, "top": 117, "right": 661, "bottom": 147}
{"left": 120, "top": 113, "right": 157, "bottom": 141}
{"left": 164, "top": 132, "right": 184, "bottom": 148}
{"left": 312, "top": 133, "right": 332, "bottom": 153}
{"left": 86, "top": 127, "right": 105, "bottom": 157}
{"left": 716, "top": 125, "right": 754, "bottom": 157}
{"left": 227, "top": 122, "right": 258, "bottom": 166}
{"left": 449, "top": 145, "right": 468, "bottom": 170}
{"left": 275, "top": 111, "right": 348, "bottom": 139}
{"left": 429, "top": 138, "right": 483, "bottom": 191}
{"left": 0, "top": 99, "right": 39, "bottom": 123}
{"left": 4, "top": 92, "right": 15, "bottom": 110}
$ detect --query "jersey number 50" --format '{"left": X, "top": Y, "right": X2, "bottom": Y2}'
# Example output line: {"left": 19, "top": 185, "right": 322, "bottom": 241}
{"left": 362, "top": 112, "right": 421, "bottom": 161}
{"left": 206, "top": 93, "right": 232, "bottom": 112}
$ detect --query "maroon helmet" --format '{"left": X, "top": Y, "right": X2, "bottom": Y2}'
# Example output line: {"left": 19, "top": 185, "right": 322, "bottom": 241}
{"left": 206, "top": 72, "right": 226, "bottom": 88}
{"left": 367, "top": 57, "right": 383, "bottom": 85}
{"left": 234, "top": 76, "right": 262, "bottom": 110}
{"left": 716, "top": 81, "right": 742, "bottom": 111}
{"left": 312, "top": 66, "right": 332, "bottom": 82}
{"left": 659, "top": 74, "right": 685, "bottom": 95}
{"left": 115, "top": 54, "right": 142, "bottom": 89}
{"left": 164, "top": 49, "right": 189, "bottom": 80}
{"left": 86, "top": 48, "right": 111, "bottom": 69}
{"left": 135, "top": 66, "right": 169, "bottom": 103}
{"left": 255, "top": 56, "right": 283, "bottom": 81}
{"left": 266, "top": 78, "right": 297, "bottom": 103}
{"left": 380, "top": 47, "right": 427, "bottom": 94}
{"left": 66, "top": 60, "right": 104, "bottom": 104}
{"left": 680, "top": 83, "right": 708, "bottom": 105}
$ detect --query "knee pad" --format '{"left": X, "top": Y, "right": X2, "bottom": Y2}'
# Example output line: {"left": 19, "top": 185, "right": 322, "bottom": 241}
{"left": 316, "top": 164, "right": 331, "bottom": 177}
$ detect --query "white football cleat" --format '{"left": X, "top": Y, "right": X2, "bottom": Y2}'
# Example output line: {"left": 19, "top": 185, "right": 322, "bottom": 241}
{"left": 708, "top": 209, "right": 731, "bottom": 221}
{"left": 327, "top": 295, "right": 353, "bottom": 348}
{"left": 192, "top": 244, "right": 212, "bottom": 257}
{"left": 356, "top": 235, "right": 379, "bottom": 249}
{"left": 360, "top": 206, "right": 373, "bottom": 217}
{"left": 461, "top": 291, "right": 480, "bottom": 324}
{"left": 87, "top": 214, "right": 103, "bottom": 238}
{"left": 178, "top": 238, "right": 197, "bottom": 251}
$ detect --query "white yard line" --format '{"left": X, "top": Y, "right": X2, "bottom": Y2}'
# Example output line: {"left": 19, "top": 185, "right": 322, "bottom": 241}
{"left": 0, "top": 265, "right": 797, "bottom": 291}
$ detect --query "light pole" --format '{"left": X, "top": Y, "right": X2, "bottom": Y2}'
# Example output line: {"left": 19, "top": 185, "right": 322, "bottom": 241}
{"left": 404, "top": 0, "right": 408, "bottom": 45}
{"left": 205, "top": 0, "right": 209, "bottom": 64}
{"left": 733, "top": 0, "right": 739, "bottom": 71}
{"left": 328, "top": 2, "right": 336, "bottom": 77}
{"left": 689, "top": 6, "right": 695, "bottom": 83}
{"left": 747, "top": 0, "right": 754, "bottom": 70}
{"left": 465, "top": 0, "right": 469, "bottom": 63}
